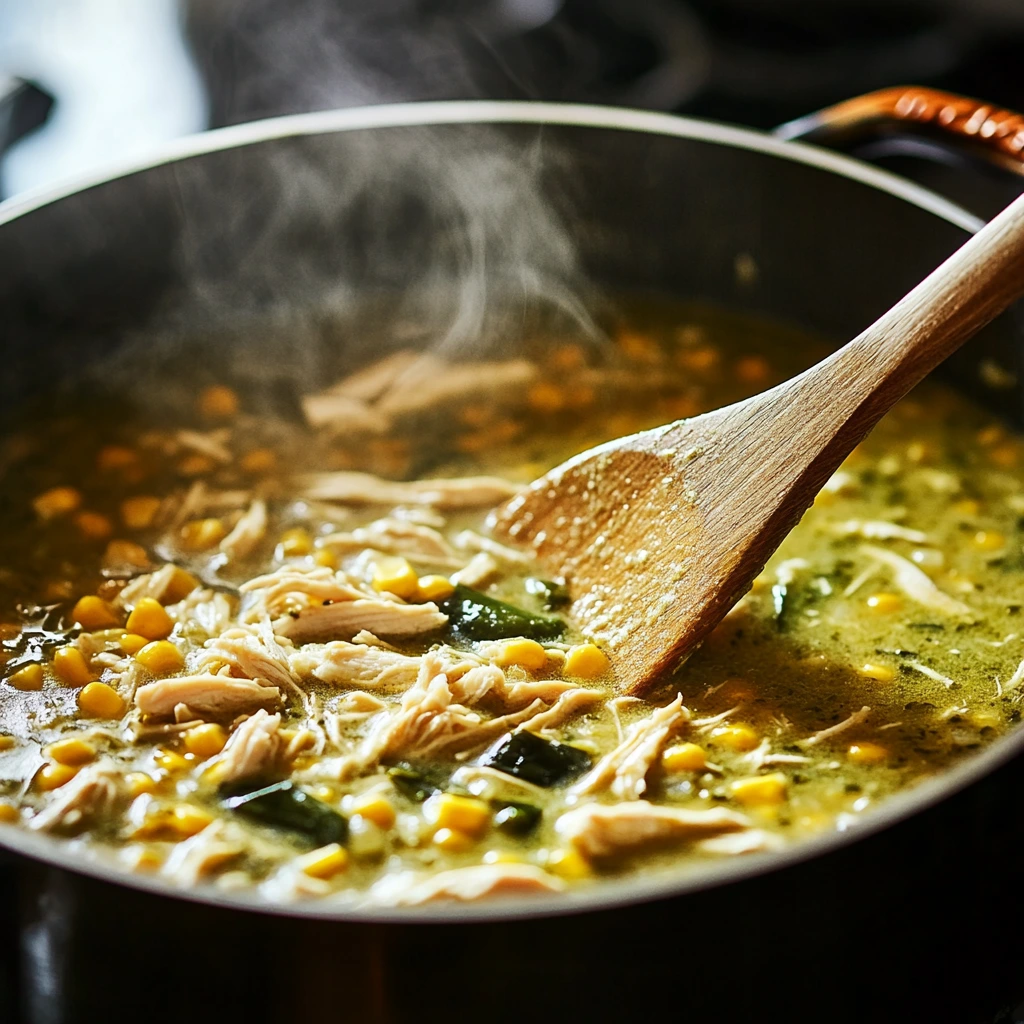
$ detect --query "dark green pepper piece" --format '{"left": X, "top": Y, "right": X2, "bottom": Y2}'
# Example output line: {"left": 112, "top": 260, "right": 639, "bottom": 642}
{"left": 222, "top": 780, "right": 347, "bottom": 845}
{"left": 386, "top": 762, "right": 445, "bottom": 803}
{"left": 481, "top": 731, "right": 591, "bottom": 787}
{"left": 493, "top": 801, "right": 542, "bottom": 835}
{"left": 524, "top": 577, "right": 571, "bottom": 611}
{"left": 440, "top": 585, "right": 564, "bottom": 642}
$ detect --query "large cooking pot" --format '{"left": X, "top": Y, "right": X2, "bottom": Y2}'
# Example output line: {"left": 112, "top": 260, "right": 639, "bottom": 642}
{"left": 2, "top": 87, "right": 1024, "bottom": 1024}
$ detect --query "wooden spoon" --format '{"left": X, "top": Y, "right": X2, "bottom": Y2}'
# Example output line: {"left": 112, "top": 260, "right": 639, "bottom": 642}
{"left": 491, "top": 191, "right": 1024, "bottom": 695}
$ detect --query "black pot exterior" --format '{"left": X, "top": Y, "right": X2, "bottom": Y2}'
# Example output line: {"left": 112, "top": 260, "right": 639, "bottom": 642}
{"left": 1, "top": 106, "right": 1023, "bottom": 1024}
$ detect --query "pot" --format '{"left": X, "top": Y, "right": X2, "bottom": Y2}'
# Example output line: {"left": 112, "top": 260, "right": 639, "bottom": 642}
{"left": 1, "top": 87, "right": 1023, "bottom": 1024}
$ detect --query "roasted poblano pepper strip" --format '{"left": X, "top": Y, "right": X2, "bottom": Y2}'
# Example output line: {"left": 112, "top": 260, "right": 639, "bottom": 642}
{"left": 493, "top": 801, "right": 542, "bottom": 835}
{"left": 222, "top": 780, "right": 348, "bottom": 845}
{"left": 481, "top": 730, "right": 591, "bottom": 787}
{"left": 440, "top": 585, "right": 564, "bottom": 642}
{"left": 386, "top": 762, "right": 447, "bottom": 803}
{"left": 524, "top": 577, "right": 571, "bottom": 611}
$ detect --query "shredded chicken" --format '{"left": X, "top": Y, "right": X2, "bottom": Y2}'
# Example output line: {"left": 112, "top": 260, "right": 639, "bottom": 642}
{"left": 117, "top": 563, "right": 198, "bottom": 608}
{"left": 370, "top": 862, "right": 564, "bottom": 905}
{"left": 162, "top": 821, "right": 244, "bottom": 886}
{"left": 170, "top": 589, "right": 235, "bottom": 636}
{"left": 556, "top": 801, "right": 749, "bottom": 859}
{"left": 135, "top": 675, "right": 281, "bottom": 719}
{"left": 698, "top": 829, "right": 784, "bottom": 855}
{"left": 862, "top": 544, "right": 972, "bottom": 617}
{"left": 212, "top": 709, "right": 283, "bottom": 784}
{"left": 219, "top": 499, "right": 267, "bottom": 559}
{"left": 295, "top": 471, "right": 519, "bottom": 509}
{"left": 450, "top": 552, "right": 501, "bottom": 588}
{"left": 301, "top": 392, "right": 390, "bottom": 433}
{"left": 29, "top": 762, "right": 126, "bottom": 834}
{"left": 521, "top": 688, "right": 604, "bottom": 732}
{"left": 833, "top": 520, "right": 929, "bottom": 543}
{"left": 452, "top": 530, "right": 533, "bottom": 565}
{"left": 320, "top": 518, "right": 457, "bottom": 562}
{"left": 289, "top": 641, "right": 423, "bottom": 689}
{"left": 799, "top": 706, "right": 872, "bottom": 747}
{"left": 570, "top": 696, "right": 688, "bottom": 800}
{"left": 312, "top": 350, "right": 420, "bottom": 403}
{"left": 176, "top": 428, "right": 232, "bottom": 463}
{"left": 196, "top": 623, "right": 299, "bottom": 692}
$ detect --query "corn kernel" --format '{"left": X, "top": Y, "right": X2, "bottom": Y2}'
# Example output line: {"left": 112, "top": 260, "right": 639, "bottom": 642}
{"left": 493, "top": 638, "right": 548, "bottom": 672}
{"left": 952, "top": 498, "right": 981, "bottom": 517}
{"left": 125, "top": 598, "right": 174, "bottom": 640}
{"left": 125, "top": 772, "right": 159, "bottom": 797}
{"left": 278, "top": 527, "right": 313, "bottom": 556}
{"left": 371, "top": 556, "right": 419, "bottom": 600}
{"left": 350, "top": 793, "right": 396, "bottom": 830}
{"left": 71, "top": 595, "right": 120, "bottom": 631}
{"left": 0, "top": 802, "right": 20, "bottom": 824}
{"left": 731, "top": 772, "right": 788, "bottom": 806}
{"left": 36, "top": 762, "right": 79, "bottom": 791}
{"left": 312, "top": 548, "right": 338, "bottom": 569}
{"left": 178, "top": 454, "right": 216, "bottom": 477}
{"left": 136, "top": 640, "right": 184, "bottom": 675}
{"left": 97, "top": 445, "right": 138, "bottom": 472}
{"left": 662, "top": 742, "right": 706, "bottom": 772}
{"left": 52, "top": 646, "right": 94, "bottom": 687}
{"left": 198, "top": 385, "right": 239, "bottom": 421}
{"left": 972, "top": 530, "right": 1005, "bottom": 552}
{"left": 117, "top": 633, "right": 149, "bottom": 655}
{"left": 546, "top": 847, "right": 592, "bottom": 879}
{"left": 135, "top": 804, "right": 213, "bottom": 841}
{"left": 240, "top": 448, "right": 276, "bottom": 474}
{"left": 675, "top": 345, "right": 719, "bottom": 373}
{"left": 617, "top": 330, "right": 661, "bottom": 363}
{"left": 0, "top": 735, "right": 15, "bottom": 751}
{"left": 858, "top": 663, "right": 896, "bottom": 682}
{"left": 989, "top": 443, "right": 1019, "bottom": 468}
{"left": 78, "top": 681, "right": 125, "bottom": 718}
{"left": 103, "top": 539, "right": 150, "bottom": 568}
{"left": 161, "top": 566, "right": 200, "bottom": 604}
{"left": 178, "top": 517, "right": 227, "bottom": 551}
{"left": 123, "top": 846, "right": 164, "bottom": 872}
{"left": 527, "top": 381, "right": 567, "bottom": 413}
{"left": 432, "top": 827, "right": 476, "bottom": 852}
{"left": 482, "top": 849, "right": 523, "bottom": 865}
{"left": 33, "top": 486, "right": 82, "bottom": 520}
{"left": 710, "top": 723, "right": 760, "bottom": 752}
{"left": 563, "top": 643, "right": 611, "bottom": 679}
{"left": 153, "top": 747, "right": 191, "bottom": 772}
{"left": 865, "top": 592, "right": 902, "bottom": 614}
{"left": 47, "top": 737, "right": 97, "bottom": 767}
{"left": 74, "top": 511, "right": 113, "bottom": 541}
{"left": 183, "top": 723, "right": 227, "bottom": 758}
{"left": 417, "top": 574, "right": 455, "bottom": 602}
{"left": 424, "top": 793, "right": 491, "bottom": 836}
{"left": 847, "top": 742, "right": 888, "bottom": 765}
{"left": 7, "top": 663, "right": 44, "bottom": 691}
{"left": 120, "top": 495, "right": 162, "bottom": 530}
{"left": 296, "top": 843, "right": 349, "bottom": 879}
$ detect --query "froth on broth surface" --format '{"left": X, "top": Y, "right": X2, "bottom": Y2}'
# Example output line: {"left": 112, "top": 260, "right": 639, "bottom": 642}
{"left": 0, "top": 299, "right": 1021, "bottom": 906}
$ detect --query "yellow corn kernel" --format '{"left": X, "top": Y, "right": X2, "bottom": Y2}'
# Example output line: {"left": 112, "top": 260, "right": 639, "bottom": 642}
{"left": 731, "top": 772, "right": 788, "bottom": 806}
{"left": 662, "top": 742, "right": 706, "bottom": 773}
{"left": 968, "top": 709, "right": 1001, "bottom": 730}
{"left": 33, "top": 486, "right": 82, "bottom": 520}
{"left": 183, "top": 723, "right": 227, "bottom": 759}
{"left": 952, "top": 498, "right": 981, "bottom": 517}
{"left": 0, "top": 802, "right": 20, "bottom": 824}
{"left": 563, "top": 643, "right": 611, "bottom": 679}
{"left": 350, "top": 793, "right": 396, "bottom": 830}
{"left": 117, "top": 633, "right": 149, "bottom": 655}
{"left": 432, "top": 827, "right": 476, "bottom": 853}
{"left": 71, "top": 595, "right": 120, "bottom": 631}
{"left": 240, "top": 448, "right": 276, "bottom": 474}
{"left": 527, "top": 381, "right": 567, "bottom": 413}
{"left": 972, "top": 530, "right": 1005, "bottom": 552}
{"left": 36, "top": 762, "right": 79, "bottom": 791}
{"left": 123, "top": 846, "right": 164, "bottom": 873}
{"left": 125, "top": 598, "right": 173, "bottom": 640}
{"left": 858, "top": 663, "right": 896, "bottom": 682}
{"left": 78, "top": 681, "right": 125, "bottom": 719}
{"left": 163, "top": 566, "right": 200, "bottom": 604}
{"left": 52, "top": 646, "right": 94, "bottom": 687}
{"left": 865, "top": 592, "right": 902, "bottom": 614}
{"left": 710, "top": 723, "right": 760, "bottom": 752}
{"left": 177, "top": 454, "right": 216, "bottom": 478}
{"left": 424, "top": 793, "right": 491, "bottom": 836}
{"left": 168, "top": 805, "right": 213, "bottom": 838}
{"left": 546, "top": 847, "right": 592, "bottom": 880}
{"left": 493, "top": 638, "right": 548, "bottom": 672}
{"left": 47, "top": 737, "right": 97, "bottom": 767}
{"left": 198, "top": 385, "right": 239, "bottom": 421}
{"left": 278, "top": 527, "right": 313, "bottom": 556}
{"left": 417, "top": 574, "right": 455, "bottom": 602}
{"left": 125, "top": 771, "right": 159, "bottom": 797}
{"left": 135, "top": 640, "right": 184, "bottom": 675}
{"left": 97, "top": 445, "right": 138, "bottom": 472}
{"left": 313, "top": 548, "right": 338, "bottom": 569}
{"left": 0, "top": 735, "right": 15, "bottom": 751}
{"left": 153, "top": 747, "right": 191, "bottom": 773}
{"left": 482, "top": 849, "right": 524, "bottom": 865}
{"left": 103, "top": 539, "right": 151, "bottom": 568}
{"left": 178, "top": 517, "right": 227, "bottom": 551}
{"left": 989, "top": 443, "right": 1019, "bottom": 469}
{"left": 618, "top": 330, "right": 661, "bottom": 363}
{"left": 120, "top": 495, "right": 162, "bottom": 530}
{"left": 371, "top": 556, "right": 420, "bottom": 600}
{"left": 847, "top": 742, "right": 888, "bottom": 765}
{"left": 296, "top": 843, "right": 349, "bottom": 880}
{"left": 75, "top": 511, "right": 113, "bottom": 541}
{"left": 7, "top": 663, "right": 44, "bottom": 691}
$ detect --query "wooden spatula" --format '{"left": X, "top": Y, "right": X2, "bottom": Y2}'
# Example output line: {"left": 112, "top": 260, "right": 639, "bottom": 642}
{"left": 491, "top": 191, "right": 1024, "bottom": 695}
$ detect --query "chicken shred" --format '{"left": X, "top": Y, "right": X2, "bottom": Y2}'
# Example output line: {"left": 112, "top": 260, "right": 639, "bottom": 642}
{"left": 219, "top": 498, "right": 267, "bottom": 559}
{"left": 29, "top": 762, "right": 127, "bottom": 834}
{"left": 135, "top": 675, "right": 281, "bottom": 719}
{"left": 295, "top": 471, "right": 518, "bottom": 509}
{"left": 370, "top": 862, "right": 564, "bottom": 905}
{"left": 289, "top": 641, "right": 423, "bottom": 690}
{"left": 213, "top": 709, "right": 283, "bottom": 784}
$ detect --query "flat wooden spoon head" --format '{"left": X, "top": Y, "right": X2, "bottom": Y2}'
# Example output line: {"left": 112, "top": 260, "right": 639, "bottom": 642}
{"left": 491, "top": 190, "right": 1024, "bottom": 695}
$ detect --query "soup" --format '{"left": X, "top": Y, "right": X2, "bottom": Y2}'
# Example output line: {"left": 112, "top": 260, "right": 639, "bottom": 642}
{"left": 1, "top": 301, "right": 1021, "bottom": 906}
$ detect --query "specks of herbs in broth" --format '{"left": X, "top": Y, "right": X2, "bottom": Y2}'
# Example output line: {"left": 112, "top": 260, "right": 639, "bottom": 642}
{"left": 0, "top": 299, "right": 1021, "bottom": 905}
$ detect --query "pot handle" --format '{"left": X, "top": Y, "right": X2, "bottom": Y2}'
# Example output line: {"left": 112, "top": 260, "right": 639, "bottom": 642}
{"left": 775, "top": 85, "right": 1024, "bottom": 177}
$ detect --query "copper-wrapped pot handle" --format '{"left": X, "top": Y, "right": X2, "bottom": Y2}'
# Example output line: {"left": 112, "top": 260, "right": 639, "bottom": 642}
{"left": 775, "top": 86, "right": 1024, "bottom": 177}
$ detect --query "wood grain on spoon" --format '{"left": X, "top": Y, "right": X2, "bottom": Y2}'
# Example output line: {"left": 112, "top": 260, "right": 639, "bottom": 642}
{"left": 491, "top": 191, "right": 1024, "bottom": 695}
